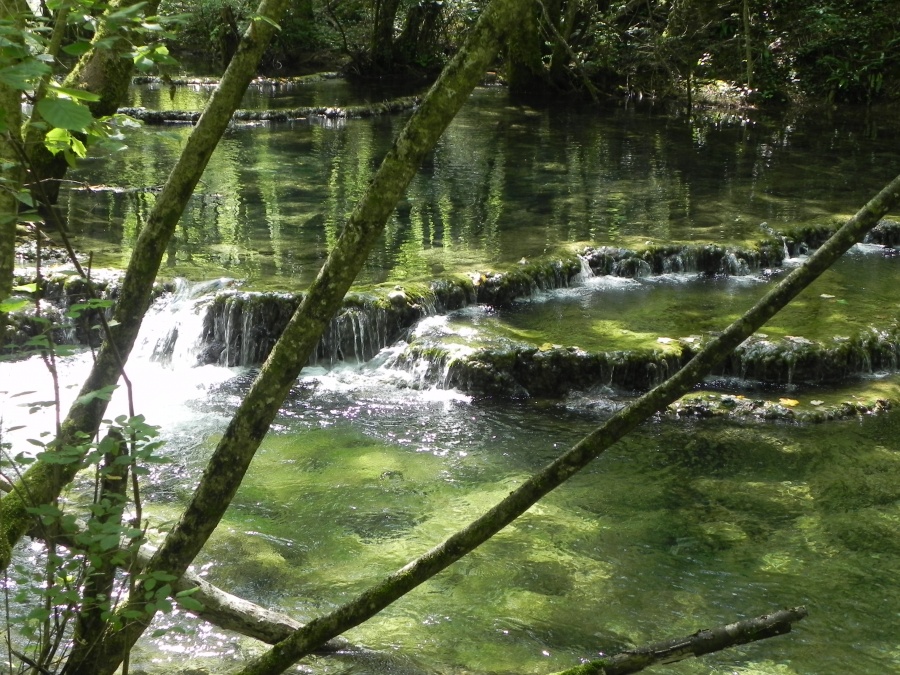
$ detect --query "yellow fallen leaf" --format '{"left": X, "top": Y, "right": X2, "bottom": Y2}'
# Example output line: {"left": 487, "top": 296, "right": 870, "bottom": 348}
{"left": 779, "top": 398, "right": 800, "bottom": 407}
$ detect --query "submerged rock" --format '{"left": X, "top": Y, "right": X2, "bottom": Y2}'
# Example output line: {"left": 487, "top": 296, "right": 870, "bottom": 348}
{"left": 667, "top": 393, "right": 894, "bottom": 424}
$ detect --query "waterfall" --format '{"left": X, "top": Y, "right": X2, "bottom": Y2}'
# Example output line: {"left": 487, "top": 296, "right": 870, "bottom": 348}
{"left": 135, "top": 278, "right": 235, "bottom": 367}
{"left": 575, "top": 255, "right": 595, "bottom": 283}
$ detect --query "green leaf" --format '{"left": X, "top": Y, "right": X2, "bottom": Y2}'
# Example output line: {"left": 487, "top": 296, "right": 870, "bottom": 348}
{"left": 13, "top": 283, "right": 38, "bottom": 293}
{"left": 69, "top": 135, "right": 87, "bottom": 159}
{"left": 251, "top": 13, "right": 282, "bottom": 30}
{"left": 75, "top": 384, "right": 118, "bottom": 406}
{"left": 99, "top": 533, "right": 121, "bottom": 550}
{"left": 0, "top": 59, "right": 51, "bottom": 89}
{"left": 15, "top": 190, "right": 33, "bottom": 207}
{"left": 37, "top": 98, "right": 94, "bottom": 131}
{"left": 177, "top": 596, "right": 204, "bottom": 611}
{"left": 49, "top": 84, "right": 102, "bottom": 102}
{"left": 107, "top": 2, "right": 148, "bottom": 23}
{"left": 61, "top": 40, "right": 93, "bottom": 56}
{"left": 36, "top": 448, "right": 82, "bottom": 464}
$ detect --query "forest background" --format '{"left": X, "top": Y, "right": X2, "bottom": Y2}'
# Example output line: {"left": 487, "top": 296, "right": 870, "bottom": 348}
{"left": 173, "top": 0, "right": 900, "bottom": 106}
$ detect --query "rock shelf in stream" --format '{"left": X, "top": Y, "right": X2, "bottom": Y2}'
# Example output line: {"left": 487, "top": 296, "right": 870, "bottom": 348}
{"left": 391, "top": 327, "right": 899, "bottom": 396}
{"left": 131, "top": 73, "right": 342, "bottom": 87}
{"left": 117, "top": 96, "right": 420, "bottom": 125}
{"left": 7, "top": 225, "right": 899, "bottom": 404}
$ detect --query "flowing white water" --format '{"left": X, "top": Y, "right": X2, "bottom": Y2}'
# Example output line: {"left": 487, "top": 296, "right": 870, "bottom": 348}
{"left": 1, "top": 280, "right": 242, "bottom": 454}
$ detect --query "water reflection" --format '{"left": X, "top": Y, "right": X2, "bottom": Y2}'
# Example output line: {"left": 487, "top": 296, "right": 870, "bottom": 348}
{"left": 2, "top": 282, "right": 899, "bottom": 673}
{"left": 65, "top": 89, "right": 900, "bottom": 289}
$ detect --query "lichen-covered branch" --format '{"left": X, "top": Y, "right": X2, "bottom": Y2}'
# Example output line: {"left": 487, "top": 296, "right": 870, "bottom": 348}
{"left": 549, "top": 607, "right": 808, "bottom": 675}
{"left": 0, "top": 0, "right": 291, "bottom": 575}
{"left": 0, "top": 0, "right": 27, "bottom": 355}
{"left": 54, "top": 1, "right": 527, "bottom": 673}
{"left": 232, "top": 174, "right": 900, "bottom": 675}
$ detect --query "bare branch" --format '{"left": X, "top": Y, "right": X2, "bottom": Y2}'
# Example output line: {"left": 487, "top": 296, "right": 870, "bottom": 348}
{"left": 549, "top": 607, "right": 809, "bottom": 675}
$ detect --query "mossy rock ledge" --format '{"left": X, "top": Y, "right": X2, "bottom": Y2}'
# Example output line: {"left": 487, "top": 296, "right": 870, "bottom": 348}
{"left": 117, "top": 96, "right": 421, "bottom": 125}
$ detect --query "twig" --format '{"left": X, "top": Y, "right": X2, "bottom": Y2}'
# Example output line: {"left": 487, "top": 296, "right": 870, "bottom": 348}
{"left": 549, "top": 607, "right": 808, "bottom": 675}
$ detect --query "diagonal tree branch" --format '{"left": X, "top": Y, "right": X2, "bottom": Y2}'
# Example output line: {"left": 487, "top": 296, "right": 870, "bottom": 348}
{"left": 549, "top": 607, "right": 809, "bottom": 675}
{"left": 77, "top": 2, "right": 531, "bottom": 673}
{"left": 233, "top": 175, "right": 899, "bottom": 675}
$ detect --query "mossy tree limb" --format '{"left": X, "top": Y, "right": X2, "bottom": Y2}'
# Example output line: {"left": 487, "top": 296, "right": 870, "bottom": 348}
{"left": 0, "top": 0, "right": 28, "bottom": 352}
{"left": 54, "top": 2, "right": 529, "bottom": 674}
{"left": 232, "top": 173, "right": 900, "bottom": 675}
{"left": 549, "top": 607, "right": 808, "bottom": 675}
{"left": 0, "top": 0, "right": 292, "bottom": 575}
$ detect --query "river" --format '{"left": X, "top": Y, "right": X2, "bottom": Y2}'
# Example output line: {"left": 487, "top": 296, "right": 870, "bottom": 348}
{"left": 3, "top": 81, "right": 899, "bottom": 674}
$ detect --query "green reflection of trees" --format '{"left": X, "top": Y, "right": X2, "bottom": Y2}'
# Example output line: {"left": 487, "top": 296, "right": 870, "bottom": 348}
{"left": 64, "top": 88, "right": 900, "bottom": 287}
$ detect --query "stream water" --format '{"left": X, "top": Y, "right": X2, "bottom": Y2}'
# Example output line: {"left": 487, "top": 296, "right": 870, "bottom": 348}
{"left": 3, "top": 83, "right": 900, "bottom": 674}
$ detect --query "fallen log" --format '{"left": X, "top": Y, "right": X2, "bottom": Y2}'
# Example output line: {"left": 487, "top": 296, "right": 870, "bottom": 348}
{"left": 549, "top": 606, "right": 809, "bottom": 675}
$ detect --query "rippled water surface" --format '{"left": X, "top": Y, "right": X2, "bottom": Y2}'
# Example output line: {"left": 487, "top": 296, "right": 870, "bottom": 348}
{"left": 4, "top": 336, "right": 898, "bottom": 674}
{"left": 5, "top": 81, "right": 900, "bottom": 674}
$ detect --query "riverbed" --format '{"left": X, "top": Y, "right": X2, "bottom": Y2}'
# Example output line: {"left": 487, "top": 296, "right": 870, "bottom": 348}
{"left": 3, "top": 82, "right": 900, "bottom": 674}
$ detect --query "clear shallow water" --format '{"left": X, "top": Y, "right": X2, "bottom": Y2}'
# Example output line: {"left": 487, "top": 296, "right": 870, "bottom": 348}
{"left": 64, "top": 87, "right": 900, "bottom": 289}
{"left": 154, "top": 363, "right": 900, "bottom": 675}
{"left": 7, "top": 81, "right": 900, "bottom": 673}
{"left": 2, "top": 287, "right": 900, "bottom": 674}
{"left": 429, "top": 247, "right": 900, "bottom": 353}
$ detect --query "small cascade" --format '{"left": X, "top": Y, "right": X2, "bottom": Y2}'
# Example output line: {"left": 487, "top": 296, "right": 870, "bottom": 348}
{"left": 611, "top": 257, "right": 653, "bottom": 278}
{"left": 724, "top": 252, "right": 750, "bottom": 276}
{"left": 136, "top": 278, "right": 236, "bottom": 367}
{"left": 582, "top": 244, "right": 771, "bottom": 279}
{"left": 313, "top": 303, "right": 396, "bottom": 366}
{"left": 659, "top": 248, "right": 691, "bottom": 274}
{"left": 864, "top": 218, "right": 900, "bottom": 247}
{"left": 575, "top": 255, "right": 595, "bottom": 283}
{"left": 725, "top": 328, "right": 900, "bottom": 386}
{"left": 200, "top": 290, "right": 422, "bottom": 368}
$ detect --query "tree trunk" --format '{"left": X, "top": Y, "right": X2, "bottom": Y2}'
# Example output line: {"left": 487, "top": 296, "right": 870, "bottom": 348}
{"left": 0, "top": 0, "right": 292, "bottom": 575}
{"left": 0, "top": 0, "right": 27, "bottom": 350}
{"left": 370, "top": 0, "right": 402, "bottom": 70}
{"left": 67, "top": 431, "right": 130, "bottom": 669}
{"left": 394, "top": 0, "right": 443, "bottom": 67}
{"left": 742, "top": 0, "right": 752, "bottom": 89}
{"left": 505, "top": 0, "right": 544, "bottom": 94}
